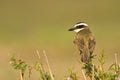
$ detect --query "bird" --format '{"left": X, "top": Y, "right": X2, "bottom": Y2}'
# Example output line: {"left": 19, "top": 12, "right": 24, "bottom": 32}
{"left": 68, "top": 22, "right": 96, "bottom": 63}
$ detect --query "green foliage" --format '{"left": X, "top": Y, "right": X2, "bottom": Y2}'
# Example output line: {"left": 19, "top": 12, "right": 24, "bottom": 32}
{"left": 10, "top": 54, "right": 52, "bottom": 80}
{"left": 64, "top": 69, "right": 79, "bottom": 80}
{"left": 34, "top": 62, "right": 51, "bottom": 80}
{"left": 10, "top": 55, "right": 27, "bottom": 77}
{"left": 82, "top": 51, "right": 120, "bottom": 80}
{"left": 10, "top": 51, "right": 120, "bottom": 80}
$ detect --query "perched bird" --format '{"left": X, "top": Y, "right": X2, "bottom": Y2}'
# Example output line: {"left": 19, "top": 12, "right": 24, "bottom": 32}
{"left": 68, "top": 22, "right": 96, "bottom": 63}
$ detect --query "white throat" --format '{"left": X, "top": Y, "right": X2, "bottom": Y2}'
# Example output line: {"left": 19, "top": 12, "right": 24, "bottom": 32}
{"left": 74, "top": 28, "right": 84, "bottom": 33}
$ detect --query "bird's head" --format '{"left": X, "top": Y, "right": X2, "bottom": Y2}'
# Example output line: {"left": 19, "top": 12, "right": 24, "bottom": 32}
{"left": 68, "top": 22, "right": 88, "bottom": 33}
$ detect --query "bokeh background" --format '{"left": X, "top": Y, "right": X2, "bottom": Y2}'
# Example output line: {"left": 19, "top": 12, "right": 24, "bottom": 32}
{"left": 0, "top": 0, "right": 120, "bottom": 80}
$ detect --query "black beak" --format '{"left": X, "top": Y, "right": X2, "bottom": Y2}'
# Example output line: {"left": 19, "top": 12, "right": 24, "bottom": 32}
{"left": 68, "top": 27, "right": 76, "bottom": 31}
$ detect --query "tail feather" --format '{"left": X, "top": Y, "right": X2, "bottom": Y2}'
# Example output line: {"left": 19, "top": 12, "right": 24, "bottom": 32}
{"left": 80, "top": 50, "right": 90, "bottom": 63}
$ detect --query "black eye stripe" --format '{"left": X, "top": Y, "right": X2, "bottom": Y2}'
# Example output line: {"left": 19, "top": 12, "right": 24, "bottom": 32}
{"left": 76, "top": 25, "right": 84, "bottom": 28}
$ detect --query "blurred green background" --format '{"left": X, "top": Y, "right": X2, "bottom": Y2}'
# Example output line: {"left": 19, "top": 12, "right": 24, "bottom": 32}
{"left": 0, "top": 0, "right": 120, "bottom": 80}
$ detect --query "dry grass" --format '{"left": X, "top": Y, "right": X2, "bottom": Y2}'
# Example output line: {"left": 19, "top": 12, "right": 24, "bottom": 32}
{"left": 9, "top": 50, "right": 120, "bottom": 80}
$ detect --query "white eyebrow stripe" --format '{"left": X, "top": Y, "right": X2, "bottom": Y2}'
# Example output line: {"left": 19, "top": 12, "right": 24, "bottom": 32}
{"left": 74, "top": 23, "right": 88, "bottom": 27}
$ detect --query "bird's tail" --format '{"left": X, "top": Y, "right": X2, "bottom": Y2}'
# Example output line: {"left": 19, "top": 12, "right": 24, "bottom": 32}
{"left": 81, "top": 50, "right": 91, "bottom": 63}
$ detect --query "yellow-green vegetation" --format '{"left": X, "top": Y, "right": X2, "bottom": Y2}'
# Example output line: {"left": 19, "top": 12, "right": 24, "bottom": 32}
{"left": 10, "top": 50, "right": 53, "bottom": 80}
{"left": 10, "top": 51, "right": 120, "bottom": 80}
{"left": 82, "top": 51, "right": 120, "bottom": 80}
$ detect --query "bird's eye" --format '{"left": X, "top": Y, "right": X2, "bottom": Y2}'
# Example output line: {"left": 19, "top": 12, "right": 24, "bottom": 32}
{"left": 77, "top": 25, "right": 84, "bottom": 28}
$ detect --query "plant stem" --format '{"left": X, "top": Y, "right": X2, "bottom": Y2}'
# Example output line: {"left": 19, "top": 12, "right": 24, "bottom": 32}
{"left": 92, "top": 64, "right": 94, "bottom": 80}
{"left": 43, "top": 50, "right": 54, "bottom": 80}
{"left": 81, "top": 69, "right": 87, "bottom": 80}
{"left": 19, "top": 70, "right": 24, "bottom": 80}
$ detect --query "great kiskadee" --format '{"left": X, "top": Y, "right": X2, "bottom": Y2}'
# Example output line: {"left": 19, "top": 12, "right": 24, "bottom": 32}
{"left": 68, "top": 22, "right": 96, "bottom": 63}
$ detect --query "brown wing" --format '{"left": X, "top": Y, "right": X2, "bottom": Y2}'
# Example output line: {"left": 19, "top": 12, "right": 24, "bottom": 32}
{"left": 74, "top": 35, "right": 84, "bottom": 54}
{"left": 88, "top": 35, "right": 96, "bottom": 55}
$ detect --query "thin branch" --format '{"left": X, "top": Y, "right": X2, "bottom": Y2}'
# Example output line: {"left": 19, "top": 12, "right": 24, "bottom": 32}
{"left": 43, "top": 50, "right": 54, "bottom": 80}
{"left": 92, "top": 64, "right": 94, "bottom": 80}
{"left": 115, "top": 53, "right": 118, "bottom": 64}
{"left": 81, "top": 69, "right": 87, "bottom": 80}
{"left": 115, "top": 53, "right": 118, "bottom": 75}
{"left": 19, "top": 70, "right": 24, "bottom": 80}
{"left": 36, "top": 50, "right": 41, "bottom": 60}
{"left": 36, "top": 50, "right": 45, "bottom": 72}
